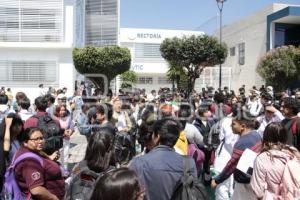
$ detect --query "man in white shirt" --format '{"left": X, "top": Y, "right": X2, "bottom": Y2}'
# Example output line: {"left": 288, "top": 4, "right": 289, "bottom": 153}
{"left": 112, "top": 97, "right": 132, "bottom": 133}
{"left": 213, "top": 115, "right": 239, "bottom": 200}
{"left": 38, "top": 84, "right": 47, "bottom": 96}
{"left": 247, "top": 93, "right": 263, "bottom": 117}
{"left": 256, "top": 105, "right": 284, "bottom": 137}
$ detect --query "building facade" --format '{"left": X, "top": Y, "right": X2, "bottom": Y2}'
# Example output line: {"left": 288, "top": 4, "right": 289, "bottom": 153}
{"left": 220, "top": 3, "right": 300, "bottom": 92}
{"left": 0, "top": 0, "right": 76, "bottom": 99}
{"left": 119, "top": 28, "right": 204, "bottom": 93}
{"left": 76, "top": 0, "right": 119, "bottom": 47}
{"left": 0, "top": 0, "right": 121, "bottom": 99}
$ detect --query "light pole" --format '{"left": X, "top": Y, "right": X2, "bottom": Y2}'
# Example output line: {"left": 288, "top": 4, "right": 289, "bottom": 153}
{"left": 216, "top": 0, "right": 226, "bottom": 90}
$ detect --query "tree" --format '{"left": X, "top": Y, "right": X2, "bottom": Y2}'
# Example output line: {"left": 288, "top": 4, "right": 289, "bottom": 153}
{"left": 160, "top": 35, "right": 227, "bottom": 94}
{"left": 166, "top": 62, "right": 188, "bottom": 92}
{"left": 120, "top": 70, "right": 138, "bottom": 89}
{"left": 257, "top": 46, "right": 300, "bottom": 91}
{"left": 73, "top": 46, "right": 131, "bottom": 90}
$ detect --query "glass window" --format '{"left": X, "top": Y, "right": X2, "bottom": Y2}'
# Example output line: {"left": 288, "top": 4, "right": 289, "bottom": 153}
{"left": 135, "top": 43, "right": 162, "bottom": 59}
{"left": 85, "top": 0, "right": 118, "bottom": 46}
{"left": 0, "top": 0, "right": 63, "bottom": 42}
{"left": 238, "top": 43, "right": 245, "bottom": 65}
{"left": 230, "top": 47, "right": 235, "bottom": 56}
{"left": 138, "top": 76, "right": 153, "bottom": 84}
{"left": 158, "top": 77, "right": 171, "bottom": 84}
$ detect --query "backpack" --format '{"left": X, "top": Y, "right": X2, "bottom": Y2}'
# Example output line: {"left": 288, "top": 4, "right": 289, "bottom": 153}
{"left": 204, "top": 120, "right": 222, "bottom": 150}
{"left": 280, "top": 156, "right": 300, "bottom": 200}
{"left": 3, "top": 152, "right": 43, "bottom": 200}
{"left": 114, "top": 131, "right": 135, "bottom": 165}
{"left": 291, "top": 117, "right": 300, "bottom": 149}
{"left": 187, "top": 144, "right": 205, "bottom": 176}
{"left": 67, "top": 161, "right": 102, "bottom": 200}
{"left": 171, "top": 156, "right": 209, "bottom": 200}
{"left": 33, "top": 115, "right": 64, "bottom": 154}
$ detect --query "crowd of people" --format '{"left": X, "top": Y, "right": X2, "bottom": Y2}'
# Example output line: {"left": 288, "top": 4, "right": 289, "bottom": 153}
{"left": 0, "top": 83, "right": 300, "bottom": 200}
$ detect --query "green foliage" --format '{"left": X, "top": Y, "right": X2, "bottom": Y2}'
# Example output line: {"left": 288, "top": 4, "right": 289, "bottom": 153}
{"left": 167, "top": 62, "right": 188, "bottom": 91}
{"left": 73, "top": 46, "right": 131, "bottom": 87}
{"left": 257, "top": 46, "right": 300, "bottom": 91}
{"left": 120, "top": 70, "right": 138, "bottom": 88}
{"left": 160, "top": 35, "right": 227, "bottom": 94}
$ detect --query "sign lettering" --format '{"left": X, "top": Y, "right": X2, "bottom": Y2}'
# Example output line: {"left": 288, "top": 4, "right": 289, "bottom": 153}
{"left": 137, "top": 33, "right": 161, "bottom": 39}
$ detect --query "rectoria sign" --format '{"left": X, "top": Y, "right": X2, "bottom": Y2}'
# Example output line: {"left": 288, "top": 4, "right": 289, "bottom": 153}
{"left": 137, "top": 33, "right": 162, "bottom": 39}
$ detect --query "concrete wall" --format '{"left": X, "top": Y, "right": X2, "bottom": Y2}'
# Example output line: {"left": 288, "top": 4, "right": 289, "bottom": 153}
{"left": 220, "top": 3, "right": 289, "bottom": 93}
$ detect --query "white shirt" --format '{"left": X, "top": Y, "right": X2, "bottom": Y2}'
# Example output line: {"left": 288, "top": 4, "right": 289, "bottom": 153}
{"left": 256, "top": 111, "right": 284, "bottom": 137}
{"left": 184, "top": 123, "right": 203, "bottom": 146}
{"left": 116, "top": 112, "right": 127, "bottom": 131}
{"left": 213, "top": 117, "right": 239, "bottom": 173}
{"left": 19, "top": 109, "right": 33, "bottom": 122}
{"left": 248, "top": 99, "right": 263, "bottom": 117}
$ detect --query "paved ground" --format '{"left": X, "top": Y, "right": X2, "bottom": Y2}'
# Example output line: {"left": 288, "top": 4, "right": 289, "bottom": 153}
{"left": 67, "top": 129, "right": 88, "bottom": 169}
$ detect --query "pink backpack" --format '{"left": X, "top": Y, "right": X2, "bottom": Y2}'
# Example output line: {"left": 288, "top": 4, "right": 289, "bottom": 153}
{"left": 188, "top": 144, "right": 205, "bottom": 175}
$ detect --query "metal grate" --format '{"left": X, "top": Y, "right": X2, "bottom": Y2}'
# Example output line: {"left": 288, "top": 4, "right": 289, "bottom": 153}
{"left": 0, "top": 0, "right": 63, "bottom": 42}
{"left": 135, "top": 43, "right": 162, "bottom": 59}
{"left": 0, "top": 60, "right": 57, "bottom": 86}
{"left": 85, "top": 0, "right": 118, "bottom": 46}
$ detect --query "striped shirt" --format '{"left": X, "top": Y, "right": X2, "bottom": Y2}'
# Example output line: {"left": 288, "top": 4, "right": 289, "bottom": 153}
{"left": 215, "top": 130, "right": 262, "bottom": 184}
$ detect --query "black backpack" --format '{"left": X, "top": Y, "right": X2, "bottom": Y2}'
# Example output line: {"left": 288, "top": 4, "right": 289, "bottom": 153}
{"left": 114, "top": 131, "right": 135, "bottom": 165}
{"left": 171, "top": 156, "right": 209, "bottom": 200}
{"left": 66, "top": 161, "right": 103, "bottom": 200}
{"left": 33, "top": 115, "right": 64, "bottom": 154}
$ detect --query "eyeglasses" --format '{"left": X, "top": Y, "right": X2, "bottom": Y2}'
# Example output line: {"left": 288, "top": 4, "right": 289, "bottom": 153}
{"left": 28, "top": 137, "right": 44, "bottom": 142}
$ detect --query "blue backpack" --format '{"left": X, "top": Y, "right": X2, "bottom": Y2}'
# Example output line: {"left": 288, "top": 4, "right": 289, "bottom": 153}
{"left": 3, "top": 152, "right": 44, "bottom": 200}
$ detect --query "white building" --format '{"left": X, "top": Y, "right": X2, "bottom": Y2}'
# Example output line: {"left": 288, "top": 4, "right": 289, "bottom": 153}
{"left": 218, "top": 3, "right": 300, "bottom": 92}
{"left": 119, "top": 28, "right": 204, "bottom": 93}
{"left": 0, "top": 0, "right": 121, "bottom": 99}
{"left": 0, "top": 0, "right": 76, "bottom": 100}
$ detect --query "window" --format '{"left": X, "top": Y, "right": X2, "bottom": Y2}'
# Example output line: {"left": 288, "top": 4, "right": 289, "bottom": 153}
{"left": 0, "top": 0, "right": 63, "bottom": 42}
{"left": 135, "top": 43, "right": 162, "bottom": 59}
{"left": 85, "top": 0, "right": 118, "bottom": 46}
{"left": 0, "top": 60, "right": 57, "bottom": 86}
{"left": 158, "top": 77, "right": 171, "bottom": 84}
{"left": 86, "top": 0, "right": 117, "bottom": 15}
{"left": 138, "top": 77, "right": 153, "bottom": 84}
{"left": 238, "top": 43, "right": 245, "bottom": 65}
{"left": 21, "top": 9, "right": 56, "bottom": 29}
{"left": 230, "top": 47, "right": 235, "bottom": 56}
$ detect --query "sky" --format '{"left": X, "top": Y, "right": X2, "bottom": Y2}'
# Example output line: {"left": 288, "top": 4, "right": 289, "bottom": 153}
{"left": 120, "top": 0, "right": 300, "bottom": 34}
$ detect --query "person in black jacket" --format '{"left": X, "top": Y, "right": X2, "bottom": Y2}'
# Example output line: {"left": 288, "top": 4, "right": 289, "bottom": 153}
{"left": 281, "top": 97, "right": 300, "bottom": 150}
{"left": 193, "top": 106, "right": 216, "bottom": 185}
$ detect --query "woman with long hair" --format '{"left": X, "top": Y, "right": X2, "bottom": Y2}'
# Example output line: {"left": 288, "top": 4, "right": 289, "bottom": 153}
{"left": 250, "top": 122, "right": 300, "bottom": 199}
{"left": 0, "top": 113, "right": 24, "bottom": 192}
{"left": 66, "top": 127, "right": 116, "bottom": 200}
{"left": 53, "top": 104, "right": 74, "bottom": 172}
{"left": 2, "top": 113, "right": 24, "bottom": 163}
{"left": 90, "top": 168, "right": 144, "bottom": 200}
